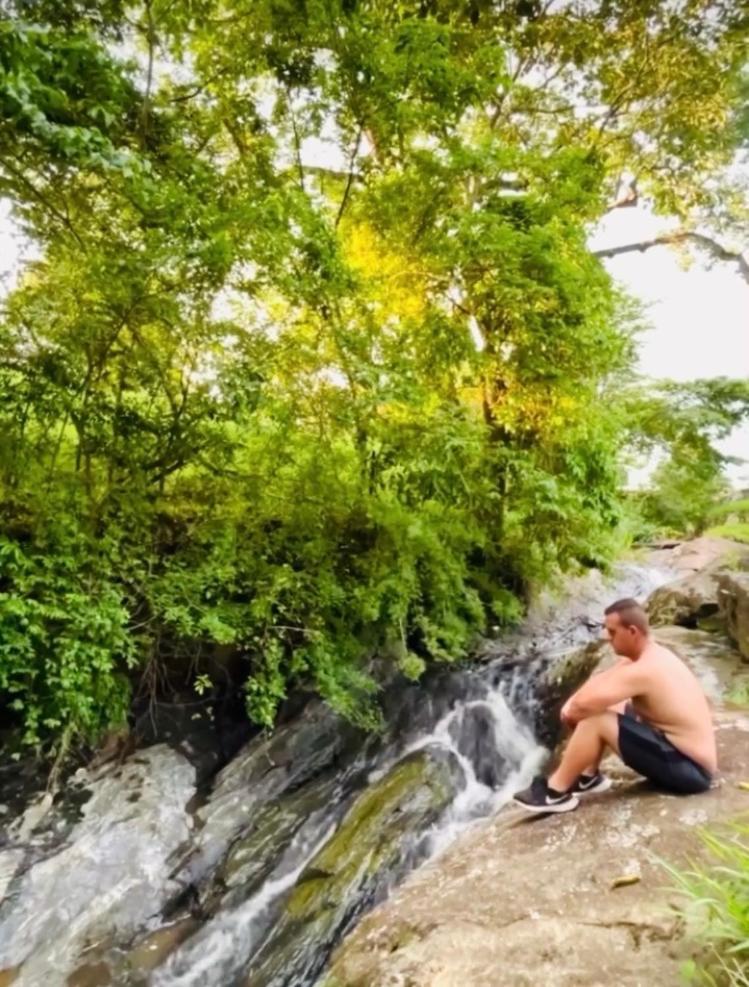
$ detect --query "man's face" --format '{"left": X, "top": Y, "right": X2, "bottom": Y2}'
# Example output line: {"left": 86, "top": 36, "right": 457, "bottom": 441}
{"left": 605, "top": 612, "right": 637, "bottom": 657}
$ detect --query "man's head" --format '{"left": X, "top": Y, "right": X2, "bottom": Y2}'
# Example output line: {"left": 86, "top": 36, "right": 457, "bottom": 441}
{"left": 604, "top": 598, "right": 650, "bottom": 658}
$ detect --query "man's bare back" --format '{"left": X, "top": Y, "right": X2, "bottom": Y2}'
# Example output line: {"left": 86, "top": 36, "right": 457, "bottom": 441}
{"left": 625, "top": 640, "right": 717, "bottom": 774}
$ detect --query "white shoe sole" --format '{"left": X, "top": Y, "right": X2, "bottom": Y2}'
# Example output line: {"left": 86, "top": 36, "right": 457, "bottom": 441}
{"left": 512, "top": 795, "right": 580, "bottom": 814}
{"left": 576, "top": 777, "right": 613, "bottom": 796}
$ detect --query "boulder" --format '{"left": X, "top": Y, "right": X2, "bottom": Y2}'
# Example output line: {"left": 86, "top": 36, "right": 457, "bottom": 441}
{"left": 531, "top": 640, "right": 606, "bottom": 748}
{"left": 652, "top": 626, "right": 748, "bottom": 702}
{"left": 0, "top": 746, "right": 195, "bottom": 986}
{"left": 448, "top": 704, "right": 509, "bottom": 790}
{"left": 717, "top": 572, "right": 749, "bottom": 661}
{"left": 646, "top": 571, "right": 720, "bottom": 627}
{"left": 175, "top": 701, "right": 366, "bottom": 888}
{"left": 201, "top": 772, "right": 340, "bottom": 911}
{"left": 646, "top": 536, "right": 749, "bottom": 577}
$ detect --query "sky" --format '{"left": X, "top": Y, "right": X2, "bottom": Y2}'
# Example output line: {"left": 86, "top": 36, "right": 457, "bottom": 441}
{"left": 1, "top": 187, "right": 747, "bottom": 486}
{"left": 590, "top": 205, "right": 749, "bottom": 487}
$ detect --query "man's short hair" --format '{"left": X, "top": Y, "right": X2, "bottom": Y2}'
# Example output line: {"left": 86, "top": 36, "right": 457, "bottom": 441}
{"left": 604, "top": 598, "right": 650, "bottom": 634}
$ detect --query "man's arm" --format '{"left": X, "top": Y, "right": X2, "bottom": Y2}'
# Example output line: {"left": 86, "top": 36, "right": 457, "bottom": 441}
{"left": 562, "top": 661, "right": 645, "bottom": 725}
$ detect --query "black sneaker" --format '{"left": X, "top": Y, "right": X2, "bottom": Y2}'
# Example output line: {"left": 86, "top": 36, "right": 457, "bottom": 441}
{"left": 569, "top": 772, "right": 612, "bottom": 796}
{"left": 512, "top": 776, "right": 580, "bottom": 814}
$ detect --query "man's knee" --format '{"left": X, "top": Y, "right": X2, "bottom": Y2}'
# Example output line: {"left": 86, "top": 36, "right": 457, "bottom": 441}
{"left": 580, "top": 711, "right": 620, "bottom": 752}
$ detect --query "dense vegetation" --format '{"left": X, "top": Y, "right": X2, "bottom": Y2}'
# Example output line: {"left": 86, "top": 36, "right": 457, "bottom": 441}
{"left": 1, "top": 0, "right": 748, "bottom": 753}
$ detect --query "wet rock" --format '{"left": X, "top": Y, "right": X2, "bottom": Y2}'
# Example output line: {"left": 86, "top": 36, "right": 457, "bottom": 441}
{"left": 381, "top": 670, "right": 473, "bottom": 744}
{"left": 646, "top": 571, "right": 721, "bottom": 627}
{"left": 176, "top": 702, "right": 366, "bottom": 889}
{"left": 0, "top": 754, "right": 46, "bottom": 849}
{"left": 65, "top": 961, "right": 112, "bottom": 987}
{"left": 448, "top": 704, "right": 508, "bottom": 789}
{"left": 532, "top": 640, "right": 606, "bottom": 747}
{"left": 201, "top": 773, "right": 341, "bottom": 911}
{"left": 243, "top": 746, "right": 464, "bottom": 987}
{"left": 717, "top": 572, "right": 749, "bottom": 661}
{"left": 0, "top": 851, "right": 23, "bottom": 904}
{"left": 133, "top": 696, "right": 253, "bottom": 787}
{"left": 125, "top": 916, "right": 200, "bottom": 976}
{"left": 478, "top": 562, "right": 668, "bottom": 667}
{"left": 0, "top": 746, "right": 195, "bottom": 986}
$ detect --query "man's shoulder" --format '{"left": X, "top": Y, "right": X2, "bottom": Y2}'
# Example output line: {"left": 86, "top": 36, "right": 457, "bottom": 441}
{"left": 650, "top": 641, "right": 683, "bottom": 663}
{"left": 639, "top": 643, "right": 686, "bottom": 676}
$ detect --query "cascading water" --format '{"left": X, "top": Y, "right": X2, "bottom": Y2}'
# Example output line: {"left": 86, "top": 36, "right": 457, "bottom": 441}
{"left": 0, "top": 560, "right": 672, "bottom": 987}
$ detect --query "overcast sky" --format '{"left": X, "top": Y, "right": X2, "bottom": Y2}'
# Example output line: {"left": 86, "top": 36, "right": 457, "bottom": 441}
{"left": 591, "top": 205, "right": 749, "bottom": 487}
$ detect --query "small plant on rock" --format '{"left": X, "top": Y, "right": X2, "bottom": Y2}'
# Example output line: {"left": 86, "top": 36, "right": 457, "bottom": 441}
{"left": 666, "top": 823, "right": 749, "bottom": 986}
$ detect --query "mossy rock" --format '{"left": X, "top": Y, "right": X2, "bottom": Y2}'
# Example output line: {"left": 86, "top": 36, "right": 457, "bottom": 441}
{"left": 243, "top": 746, "right": 462, "bottom": 987}
{"left": 718, "top": 572, "right": 749, "bottom": 661}
{"left": 201, "top": 773, "right": 340, "bottom": 914}
{"left": 646, "top": 572, "right": 721, "bottom": 628}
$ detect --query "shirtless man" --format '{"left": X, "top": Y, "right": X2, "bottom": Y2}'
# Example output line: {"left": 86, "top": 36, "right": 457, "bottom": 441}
{"left": 513, "top": 597, "right": 717, "bottom": 813}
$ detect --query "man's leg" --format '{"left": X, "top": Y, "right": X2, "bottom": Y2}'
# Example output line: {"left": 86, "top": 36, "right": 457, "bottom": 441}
{"left": 579, "top": 702, "right": 628, "bottom": 777}
{"left": 548, "top": 712, "right": 621, "bottom": 793}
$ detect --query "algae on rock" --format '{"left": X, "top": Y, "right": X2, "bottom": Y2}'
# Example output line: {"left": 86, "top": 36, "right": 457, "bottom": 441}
{"left": 244, "top": 746, "right": 462, "bottom": 987}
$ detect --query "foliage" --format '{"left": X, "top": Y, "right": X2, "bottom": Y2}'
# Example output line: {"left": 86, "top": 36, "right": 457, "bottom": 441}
{"left": 639, "top": 457, "right": 730, "bottom": 539}
{"left": 704, "top": 499, "right": 749, "bottom": 543}
{"left": 625, "top": 379, "right": 749, "bottom": 537}
{"left": 0, "top": 0, "right": 748, "bottom": 751}
{"left": 710, "top": 499, "right": 749, "bottom": 523}
{"left": 706, "top": 524, "right": 749, "bottom": 546}
{"left": 666, "top": 823, "right": 749, "bottom": 987}
{"left": 0, "top": 522, "right": 136, "bottom": 746}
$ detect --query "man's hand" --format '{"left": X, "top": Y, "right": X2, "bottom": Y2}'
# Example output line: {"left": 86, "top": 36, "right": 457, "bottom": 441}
{"left": 560, "top": 700, "right": 579, "bottom": 728}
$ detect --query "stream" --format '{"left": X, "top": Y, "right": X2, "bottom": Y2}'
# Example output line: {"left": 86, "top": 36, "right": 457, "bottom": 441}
{"left": 0, "top": 561, "right": 670, "bottom": 987}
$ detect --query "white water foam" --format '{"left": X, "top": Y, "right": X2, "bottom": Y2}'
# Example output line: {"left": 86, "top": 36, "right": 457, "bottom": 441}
{"left": 401, "top": 685, "right": 546, "bottom": 860}
{"left": 151, "top": 818, "right": 337, "bottom": 987}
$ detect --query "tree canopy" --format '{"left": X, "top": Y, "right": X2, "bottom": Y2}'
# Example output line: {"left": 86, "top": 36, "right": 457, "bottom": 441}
{"left": 1, "top": 0, "right": 747, "bottom": 751}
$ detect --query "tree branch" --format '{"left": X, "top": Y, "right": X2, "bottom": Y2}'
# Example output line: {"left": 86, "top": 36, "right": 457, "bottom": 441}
{"left": 0, "top": 155, "right": 83, "bottom": 244}
{"left": 594, "top": 230, "right": 749, "bottom": 285}
{"left": 139, "top": 0, "right": 157, "bottom": 148}
{"left": 335, "top": 126, "right": 363, "bottom": 228}
{"left": 285, "top": 86, "right": 306, "bottom": 194}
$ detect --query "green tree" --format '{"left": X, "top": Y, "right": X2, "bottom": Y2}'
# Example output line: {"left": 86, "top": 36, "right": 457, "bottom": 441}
{"left": 624, "top": 379, "right": 749, "bottom": 537}
{"left": 0, "top": 0, "right": 747, "bottom": 752}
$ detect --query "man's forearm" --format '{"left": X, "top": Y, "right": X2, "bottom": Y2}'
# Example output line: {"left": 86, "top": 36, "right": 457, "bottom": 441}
{"left": 566, "top": 698, "right": 597, "bottom": 720}
{"left": 562, "top": 693, "right": 608, "bottom": 723}
{"left": 562, "top": 690, "right": 631, "bottom": 724}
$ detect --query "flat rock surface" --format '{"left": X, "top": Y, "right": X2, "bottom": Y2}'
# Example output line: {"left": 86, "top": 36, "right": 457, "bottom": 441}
{"left": 325, "top": 631, "right": 749, "bottom": 987}
{"left": 645, "top": 536, "right": 749, "bottom": 577}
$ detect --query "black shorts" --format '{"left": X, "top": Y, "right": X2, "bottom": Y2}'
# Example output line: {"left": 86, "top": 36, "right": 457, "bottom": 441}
{"left": 617, "top": 714, "right": 712, "bottom": 794}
